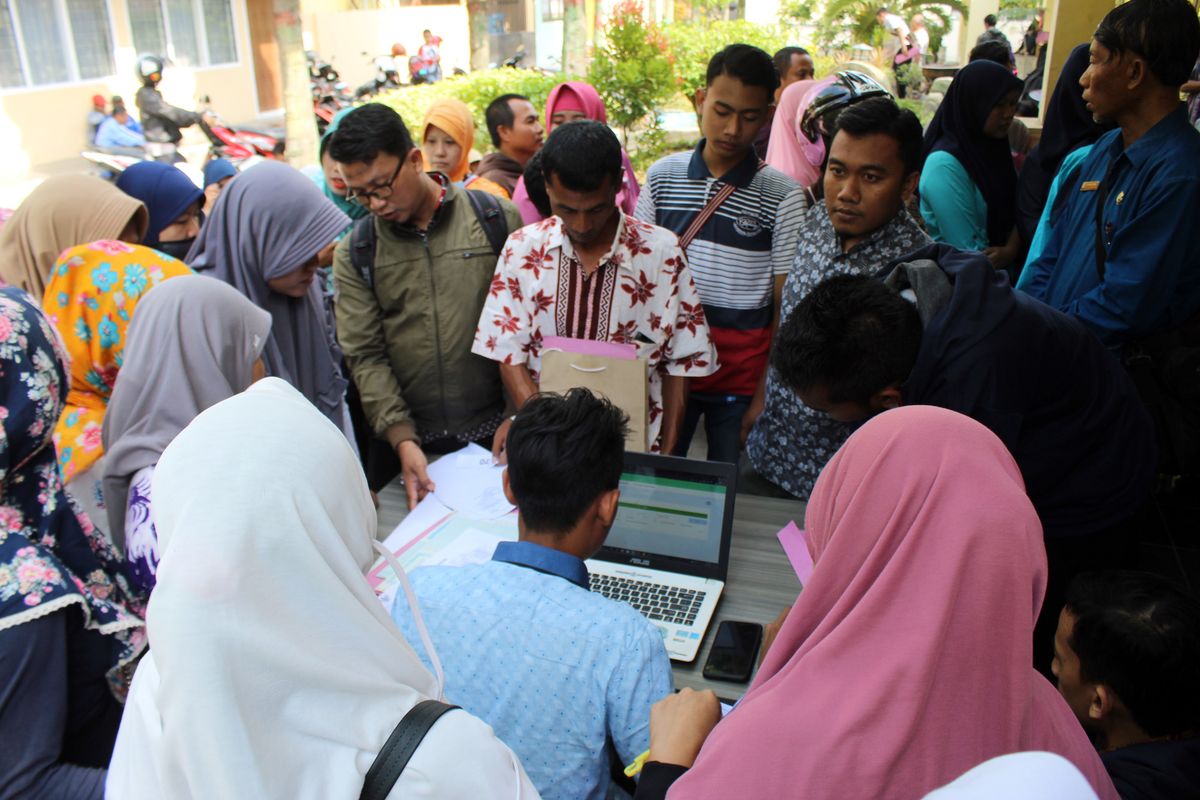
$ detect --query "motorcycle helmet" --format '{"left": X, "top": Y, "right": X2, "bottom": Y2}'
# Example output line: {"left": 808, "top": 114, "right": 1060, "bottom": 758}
{"left": 799, "top": 71, "right": 891, "bottom": 145}
{"left": 136, "top": 54, "right": 164, "bottom": 86}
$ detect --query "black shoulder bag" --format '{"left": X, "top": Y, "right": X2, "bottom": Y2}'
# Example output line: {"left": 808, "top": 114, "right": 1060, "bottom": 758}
{"left": 358, "top": 700, "right": 460, "bottom": 800}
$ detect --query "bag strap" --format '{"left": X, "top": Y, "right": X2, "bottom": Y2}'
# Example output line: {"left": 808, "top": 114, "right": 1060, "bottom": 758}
{"left": 465, "top": 188, "right": 509, "bottom": 256}
{"left": 678, "top": 161, "right": 767, "bottom": 251}
{"left": 1092, "top": 158, "right": 1121, "bottom": 282}
{"left": 359, "top": 700, "right": 460, "bottom": 800}
{"left": 350, "top": 215, "right": 378, "bottom": 289}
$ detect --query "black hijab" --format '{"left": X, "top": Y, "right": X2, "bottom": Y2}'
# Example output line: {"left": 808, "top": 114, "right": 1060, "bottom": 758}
{"left": 1033, "top": 43, "right": 1111, "bottom": 175}
{"left": 923, "top": 60, "right": 1024, "bottom": 246}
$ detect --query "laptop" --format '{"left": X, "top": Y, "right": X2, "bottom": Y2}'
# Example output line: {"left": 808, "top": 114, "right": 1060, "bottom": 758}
{"left": 586, "top": 452, "right": 736, "bottom": 662}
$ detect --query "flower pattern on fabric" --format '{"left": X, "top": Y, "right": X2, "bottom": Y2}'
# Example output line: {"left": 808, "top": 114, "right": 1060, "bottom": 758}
{"left": 472, "top": 214, "right": 718, "bottom": 450}
{"left": 746, "top": 205, "right": 931, "bottom": 498}
{"left": 123, "top": 467, "right": 159, "bottom": 595}
{"left": 41, "top": 242, "right": 192, "bottom": 484}
{"left": 0, "top": 287, "right": 145, "bottom": 699}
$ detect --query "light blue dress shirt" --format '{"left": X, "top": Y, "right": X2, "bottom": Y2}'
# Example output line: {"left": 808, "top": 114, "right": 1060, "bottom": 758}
{"left": 391, "top": 540, "right": 674, "bottom": 800}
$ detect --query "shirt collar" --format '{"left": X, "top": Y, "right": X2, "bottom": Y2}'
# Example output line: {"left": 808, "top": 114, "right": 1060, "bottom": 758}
{"left": 551, "top": 212, "right": 635, "bottom": 274}
{"left": 387, "top": 172, "right": 450, "bottom": 238}
{"left": 1107, "top": 105, "right": 1191, "bottom": 169}
{"left": 808, "top": 202, "right": 924, "bottom": 259}
{"left": 687, "top": 139, "right": 761, "bottom": 187}
{"left": 492, "top": 540, "right": 589, "bottom": 589}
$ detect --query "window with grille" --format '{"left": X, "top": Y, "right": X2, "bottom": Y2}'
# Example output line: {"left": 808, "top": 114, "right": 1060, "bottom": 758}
{"left": 128, "top": 0, "right": 238, "bottom": 69}
{"left": 0, "top": 0, "right": 116, "bottom": 89}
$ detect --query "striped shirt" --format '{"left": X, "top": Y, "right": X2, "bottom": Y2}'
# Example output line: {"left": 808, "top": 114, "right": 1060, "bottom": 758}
{"left": 635, "top": 142, "right": 809, "bottom": 396}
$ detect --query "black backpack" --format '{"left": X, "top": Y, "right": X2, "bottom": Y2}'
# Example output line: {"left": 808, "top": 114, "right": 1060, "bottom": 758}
{"left": 349, "top": 189, "right": 509, "bottom": 289}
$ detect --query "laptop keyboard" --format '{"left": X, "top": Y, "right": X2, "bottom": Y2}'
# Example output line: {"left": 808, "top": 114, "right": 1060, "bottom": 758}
{"left": 588, "top": 574, "right": 705, "bottom": 626}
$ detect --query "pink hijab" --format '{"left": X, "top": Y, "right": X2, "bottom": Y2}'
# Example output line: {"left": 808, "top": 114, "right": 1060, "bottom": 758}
{"left": 511, "top": 81, "right": 640, "bottom": 223}
{"left": 669, "top": 406, "right": 1118, "bottom": 800}
{"left": 765, "top": 76, "right": 836, "bottom": 189}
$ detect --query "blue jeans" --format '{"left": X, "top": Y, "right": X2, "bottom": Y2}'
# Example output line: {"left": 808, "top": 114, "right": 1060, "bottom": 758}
{"left": 672, "top": 392, "right": 752, "bottom": 463}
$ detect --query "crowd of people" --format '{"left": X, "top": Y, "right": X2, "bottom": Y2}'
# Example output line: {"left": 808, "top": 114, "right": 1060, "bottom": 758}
{"left": 0, "top": 0, "right": 1198, "bottom": 796}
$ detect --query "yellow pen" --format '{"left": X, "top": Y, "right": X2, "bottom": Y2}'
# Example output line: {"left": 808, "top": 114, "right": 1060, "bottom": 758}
{"left": 623, "top": 749, "right": 650, "bottom": 778}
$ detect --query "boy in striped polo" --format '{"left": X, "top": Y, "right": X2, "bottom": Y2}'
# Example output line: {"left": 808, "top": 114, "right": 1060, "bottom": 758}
{"left": 636, "top": 44, "right": 810, "bottom": 463}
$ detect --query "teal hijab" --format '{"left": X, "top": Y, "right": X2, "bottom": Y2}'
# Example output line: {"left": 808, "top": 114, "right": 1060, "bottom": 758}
{"left": 319, "top": 108, "right": 369, "bottom": 224}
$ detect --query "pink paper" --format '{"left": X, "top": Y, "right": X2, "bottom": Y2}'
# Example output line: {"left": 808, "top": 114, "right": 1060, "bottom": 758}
{"left": 367, "top": 513, "right": 452, "bottom": 590}
{"left": 543, "top": 336, "right": 637, "bottom": 360}
{"left": 777, "top": 521, "right": 814, "bottom": 586}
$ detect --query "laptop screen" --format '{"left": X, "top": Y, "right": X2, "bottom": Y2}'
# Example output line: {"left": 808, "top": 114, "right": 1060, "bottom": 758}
{"left": 597, "top": 453, "right": 736, "bottom": 577}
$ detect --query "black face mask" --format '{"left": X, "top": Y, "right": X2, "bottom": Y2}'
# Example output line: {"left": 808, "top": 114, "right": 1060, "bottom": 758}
{"left": 156, "top": 237, "right": 195, "bottom": 261}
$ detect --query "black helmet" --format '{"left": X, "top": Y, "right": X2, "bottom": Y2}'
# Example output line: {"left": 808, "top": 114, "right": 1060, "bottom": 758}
{"left": 136, "top": 54, "right": 164, "bottom": 86}
{"left": 799, "top": 71, "right": 891, "bottom": 145}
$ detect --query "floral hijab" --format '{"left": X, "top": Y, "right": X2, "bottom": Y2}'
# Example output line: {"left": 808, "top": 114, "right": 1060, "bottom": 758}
{"left": 41, "top": 241, "right": 192, "bottom": 483}
{"left": 0, "top": 287, "right": 144, "bottom": 697}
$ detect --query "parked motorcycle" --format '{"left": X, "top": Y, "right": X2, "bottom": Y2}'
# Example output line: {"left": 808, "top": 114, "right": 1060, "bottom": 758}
{"left": 354, "top": 53, "right": 403, "bottom": 100}
{"left": 309, "top": 51, "right": 354, "bottom": 135}
{"left": 198, "top": 96, "right": 285, "bottom": 162}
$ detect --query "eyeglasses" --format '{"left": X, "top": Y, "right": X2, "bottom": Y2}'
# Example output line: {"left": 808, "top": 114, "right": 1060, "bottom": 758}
{"left": 344, "top": 159, "right": 404, "bottom": 206}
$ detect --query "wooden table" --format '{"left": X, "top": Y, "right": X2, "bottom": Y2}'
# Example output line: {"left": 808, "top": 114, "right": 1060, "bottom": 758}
{"left": 377, "top": 480, "right": 807, "bottom": 698}
{"left": 668, "top": 493, "right": 805, "bottom": 697}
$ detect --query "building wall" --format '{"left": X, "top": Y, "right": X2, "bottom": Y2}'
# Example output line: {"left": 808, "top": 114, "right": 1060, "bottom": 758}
{"left": 0, "top": 0, "right": 260, "bottom": 180}
{"left": 305, "top": 6, "right": 471, "bottom": 90}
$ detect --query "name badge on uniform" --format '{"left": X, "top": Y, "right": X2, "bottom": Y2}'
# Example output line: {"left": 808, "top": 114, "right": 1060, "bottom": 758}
{"left": 1081, "top": 181, "right": 1100, "bottom": 192}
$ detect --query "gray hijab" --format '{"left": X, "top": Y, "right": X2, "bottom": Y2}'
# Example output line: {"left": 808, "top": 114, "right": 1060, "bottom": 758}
{"left": 101, "top": 275, "right": 272, "bottom": 548}
{"left": 186, "top": 160, "right": 350, "bottom": 425}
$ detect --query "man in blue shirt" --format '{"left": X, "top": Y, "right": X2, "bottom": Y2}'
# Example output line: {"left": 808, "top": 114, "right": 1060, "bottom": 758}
{"left": 94, "top": 106, "right": 147, "bottom": 152}
{"left": 1021, "top": 0, "right": 1200, "bottom": 347}
{"left": 391, "top": 389, "right": 673, "bottom": 800}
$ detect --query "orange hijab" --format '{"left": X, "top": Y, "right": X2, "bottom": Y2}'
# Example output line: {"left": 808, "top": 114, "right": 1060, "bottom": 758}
{"left": 421, "top": 98, "right": 475, "bottom": 182}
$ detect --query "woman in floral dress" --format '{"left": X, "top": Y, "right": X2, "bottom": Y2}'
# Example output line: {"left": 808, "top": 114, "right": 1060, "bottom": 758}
{"left": 0, "top": 286, "right": 145, "bottom": 799}
{"left": 40, "top": 241, "right": 192, "bottom": 543}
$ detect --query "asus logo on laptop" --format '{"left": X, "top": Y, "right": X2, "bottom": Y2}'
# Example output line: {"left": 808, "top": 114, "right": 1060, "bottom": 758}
{"left": 631, "top": 557, "right": 651, "bottom": 566}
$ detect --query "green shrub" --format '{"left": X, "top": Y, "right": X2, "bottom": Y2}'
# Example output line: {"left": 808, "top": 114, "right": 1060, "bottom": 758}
{"left": 374, "top": 70, "right": 566, "bottom": 154}
{"left": 587, "top": 0, "right": 676, "bottom": 147}
{"left": 664, "top": 20, "right": 793, "bottom": 106}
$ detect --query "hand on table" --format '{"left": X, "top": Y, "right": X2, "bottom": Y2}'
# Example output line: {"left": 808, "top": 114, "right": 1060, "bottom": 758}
{"left": 647, "top": 688, "right": 722, "bottom": 768}
{"left": 491, "top": 417, "right": 513, "bottom": 465}
{"left": 397, "top": 440, "right": 435, "bottom": 510}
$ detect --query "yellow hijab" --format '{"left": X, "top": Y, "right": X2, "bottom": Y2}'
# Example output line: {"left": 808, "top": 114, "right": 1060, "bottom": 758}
{"left": 0, "top": 175, "right": 148, "bottom": 298}
{"left": 42, "top": 241, "right": 192, "bottom": 482}
{"left": 421, "top": 98, "right": 475, "bottom": 182}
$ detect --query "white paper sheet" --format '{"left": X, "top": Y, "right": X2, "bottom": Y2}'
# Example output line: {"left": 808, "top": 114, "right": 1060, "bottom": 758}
{"left": 426, "top": 443, "right": 515, "bottom": 519}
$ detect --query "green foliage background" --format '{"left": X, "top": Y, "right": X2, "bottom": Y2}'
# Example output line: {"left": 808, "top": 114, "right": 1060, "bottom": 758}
{"left": 376, "top": 70, "right": 564, "bottom": 154}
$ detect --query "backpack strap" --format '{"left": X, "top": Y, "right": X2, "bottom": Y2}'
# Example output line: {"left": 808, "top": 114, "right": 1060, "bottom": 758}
{"left": 349, "top": 215, "right": 378, "bottom": 289}
{"left": 464, "top": 188, "right": 509, "bottom": 256}
{"left": 358, "top": 700, "right": 460, "bottom": 800}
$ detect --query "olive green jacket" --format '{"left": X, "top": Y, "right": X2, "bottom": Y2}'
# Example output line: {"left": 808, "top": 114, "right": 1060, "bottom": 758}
{"left": 333, "top": 184, "right": 522, "bottom": 449}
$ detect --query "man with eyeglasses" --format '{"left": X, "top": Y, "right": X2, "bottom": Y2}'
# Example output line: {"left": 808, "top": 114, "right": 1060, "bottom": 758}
{"left": 328, "top": 103, "right": 523, "bottom": 510}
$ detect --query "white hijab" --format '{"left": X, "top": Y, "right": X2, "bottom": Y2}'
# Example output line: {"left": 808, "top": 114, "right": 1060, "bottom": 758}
{"left": 923, "top": 752, "right": 1101, "bottom": 800}
{"left": 106, "top": 378, "right": 539, "bottom": 799}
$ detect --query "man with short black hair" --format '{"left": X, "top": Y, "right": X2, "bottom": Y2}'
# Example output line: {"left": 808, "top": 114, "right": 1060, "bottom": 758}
{"left": 476, "top": 120, "right": 717, "bottom": 457}
{"left": 773, "top": 46, "right": 815, "bottom": 96}
{"left": 745, "top": 96, "right": 929, "bottom": 499}
{"left": 477, "top": 93, "right": 544, "bottom": 196}
{"left": 976, "top": 13, "right": 1009, "bottom": 48}
{"left": 776, "top": 244, "right": 1157, "bottom": 669}
{"left": 329, "top": 103, "right": 522, "bottom": 509}
{"left": 1055, "top": 570, "right": 1200, "bottom": 799}
{"left": 637, "top": 44, "right": 808, "bottom": 463}
{"left": 391, "top": 389, "right": 673, "bottom": 800}
{"left": 1022, "top": 0, "right": 1200, "bottom": 348}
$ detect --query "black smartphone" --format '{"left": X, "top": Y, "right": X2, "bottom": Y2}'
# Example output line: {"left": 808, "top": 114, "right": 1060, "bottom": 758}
{"left": 702, "top": 620, "right": 763, "bottom": 682}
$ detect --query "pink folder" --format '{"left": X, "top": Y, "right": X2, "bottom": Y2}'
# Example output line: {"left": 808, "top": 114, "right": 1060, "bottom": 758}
{"left": 543, "top": 336, "right": 637, "bottom": 360}
{"left": 777, "top": 521, "right": 815, "bottom": 586}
